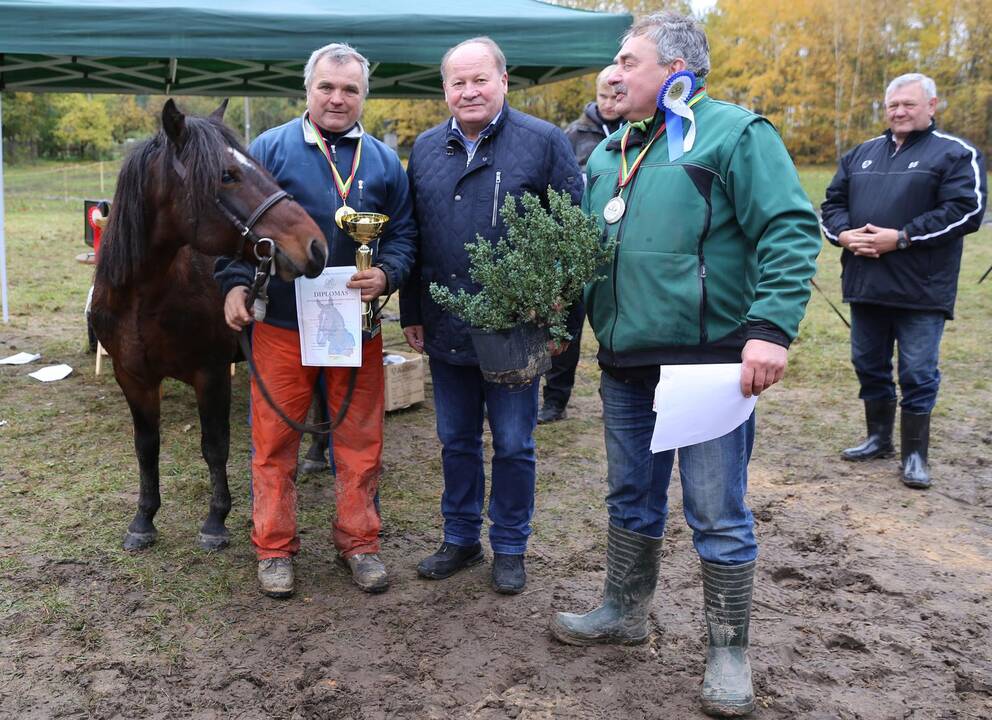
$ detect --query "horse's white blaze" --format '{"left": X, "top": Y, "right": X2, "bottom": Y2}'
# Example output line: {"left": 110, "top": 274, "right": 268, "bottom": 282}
{"left": 227, "top": 147, "right": 254, "bottom": 170}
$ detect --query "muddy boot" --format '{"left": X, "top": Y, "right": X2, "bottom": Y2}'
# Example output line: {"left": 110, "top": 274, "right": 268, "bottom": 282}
{"left": 257, "top": 557, "right": 294, "bottom": 599}
{"left": 700, "top": 559, "right": 755, "bottom": 717}
{"left": 900, "top": 411, "right": 931, "bottom": 489}
{"left": 342, "top": 553, "right": 389, "bottom": 593}
{"left": 841, "top": 399, "right": 896, "bottom": 461}
{"left": 549, "top": 524, "right": 663, "bottom": 646}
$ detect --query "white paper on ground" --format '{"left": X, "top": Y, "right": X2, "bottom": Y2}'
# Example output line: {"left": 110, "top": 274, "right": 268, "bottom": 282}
{"left": 28, "top": 364, "right": 73, "bottom": 382}
{"left": 0, "top": 352, "right": 41, "bottom": 365}
{"left": 650, "top": 363, "right": 757, "bottom": 453}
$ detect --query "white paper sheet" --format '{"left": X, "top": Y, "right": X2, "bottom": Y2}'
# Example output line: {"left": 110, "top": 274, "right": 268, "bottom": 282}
{"left": 650, "top": 363, "right": 757, "bottom": 453}
{"left": 0, "top": 352, "right": 40, "bottom": 365}
{"left": 28, "top": 364, "right": 73, "bottom": 382}
{"left": 295, "top": 266, "right": 362, "bottom": 367}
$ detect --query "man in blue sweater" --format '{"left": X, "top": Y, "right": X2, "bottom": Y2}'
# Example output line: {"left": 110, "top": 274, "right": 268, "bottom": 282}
{"left": 215, "top": 43, "right": 416, "bottom": 598}
{"left": 401, "top": 37, "right": 583, "bottom": 594}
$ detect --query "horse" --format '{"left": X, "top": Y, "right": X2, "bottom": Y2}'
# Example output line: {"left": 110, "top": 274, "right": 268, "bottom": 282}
{"left": 91, "top": 99, "right": 327, "bottom": 552}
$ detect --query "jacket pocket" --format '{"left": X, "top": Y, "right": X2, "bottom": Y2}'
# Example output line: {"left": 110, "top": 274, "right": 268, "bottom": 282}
{"left": 613, "top": 250, "right": 702, "bottom": 350}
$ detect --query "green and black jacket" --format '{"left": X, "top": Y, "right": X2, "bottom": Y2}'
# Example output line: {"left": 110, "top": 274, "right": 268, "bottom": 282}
{"left": 583, "top": 96, "right": 822, "bottom": 369}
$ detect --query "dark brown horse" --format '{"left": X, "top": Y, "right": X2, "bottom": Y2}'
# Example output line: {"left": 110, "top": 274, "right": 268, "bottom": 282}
{"left": 92, "top": 99, "right": 326, "bottom": 552}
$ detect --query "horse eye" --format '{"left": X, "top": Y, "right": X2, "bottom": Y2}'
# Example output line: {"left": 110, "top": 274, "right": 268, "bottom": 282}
{"left": 221, "top": 170, "right": 236, "bottom": 184}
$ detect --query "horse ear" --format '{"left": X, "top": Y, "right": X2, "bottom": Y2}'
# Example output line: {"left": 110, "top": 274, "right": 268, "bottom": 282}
{"left": 210, "top": 99, "right": 229, "bottom": 122}
{"left": 162, "top": 99, "right": 187, "bottom": 149}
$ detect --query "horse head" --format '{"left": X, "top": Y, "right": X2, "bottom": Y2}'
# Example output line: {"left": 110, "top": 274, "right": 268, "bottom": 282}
{"left": 160, "top": 99, "right": 327, "bottom": 281}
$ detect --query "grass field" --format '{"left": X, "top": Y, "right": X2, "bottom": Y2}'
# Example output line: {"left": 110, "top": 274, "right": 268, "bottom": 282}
{"left": 1, "top": 159, "right": 990, "bottom": 718}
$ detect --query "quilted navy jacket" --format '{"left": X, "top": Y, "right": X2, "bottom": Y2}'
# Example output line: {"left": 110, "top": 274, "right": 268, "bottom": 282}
{"left": 821, "top": 122, "right": 987, "bottom": 318}
{"left": 400, "top": 102, "right": 583, "bottom": 365}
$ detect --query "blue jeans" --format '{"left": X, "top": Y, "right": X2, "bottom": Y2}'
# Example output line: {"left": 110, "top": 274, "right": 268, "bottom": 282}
{"left": 850, "top": 303, "right": 945, "bottom": 414}
{"left": 600, "top": 370, "right": 757, "bottom": 566}
{"left": 430, "top": 358, "right": 540, "bottom": 555}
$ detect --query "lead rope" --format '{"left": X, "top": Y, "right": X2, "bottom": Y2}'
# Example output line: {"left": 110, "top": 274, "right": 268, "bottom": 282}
{"left": 239, "top": 241, "right": 355, "bottom": 436}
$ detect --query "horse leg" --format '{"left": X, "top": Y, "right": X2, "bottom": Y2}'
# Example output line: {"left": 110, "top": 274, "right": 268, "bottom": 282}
{"left": 194, "top": 368, "right": 232, "bottom": 551}
{"left": 119, "top": 375, "right": 163, "bottom": 551}
{"left": 300, "top": 385, "right": 331, "bottom": 474}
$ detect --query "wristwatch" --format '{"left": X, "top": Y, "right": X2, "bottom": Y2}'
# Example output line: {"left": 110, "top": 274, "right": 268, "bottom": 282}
{"left": 896, "top": 229, "right": 910, "bottom": 250}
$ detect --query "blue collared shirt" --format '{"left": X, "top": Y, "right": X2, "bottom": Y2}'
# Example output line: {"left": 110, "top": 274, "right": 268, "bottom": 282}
{"left": 451, "top": 112, "right": 502, "bottom": 164}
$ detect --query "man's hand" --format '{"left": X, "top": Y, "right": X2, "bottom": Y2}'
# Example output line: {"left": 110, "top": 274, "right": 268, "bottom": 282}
{"left": 845, "top": 224, "right": 899, "bottom": 258}
{"left": 224, "top": 286, "right": 254, "bottom": 331}
{"left": 740, "top": 339, "right": 788, "bottom": 398}
{"left": 403, "top": 325, "right": 425, "bottom": 353}
{"left": 348, "top": 267, "right": 388, "bottom": 302}
{"left": 837, "top": 224, "right": 868, "bottom": 249}
{"left": 548, "top": 340, "right": 570, "bottom": 357}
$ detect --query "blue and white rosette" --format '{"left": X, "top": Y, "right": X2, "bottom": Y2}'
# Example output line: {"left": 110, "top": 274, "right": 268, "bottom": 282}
{"left": 657, "top": 70, "right": 697, "bottom": 161}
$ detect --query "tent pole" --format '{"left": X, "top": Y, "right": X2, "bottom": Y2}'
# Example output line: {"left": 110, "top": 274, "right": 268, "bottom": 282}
{"left": 0, "top": 93, "right": 8, "bottom": 323}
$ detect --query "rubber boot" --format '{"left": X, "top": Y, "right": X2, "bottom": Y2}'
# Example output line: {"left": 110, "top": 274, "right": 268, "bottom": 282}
{"left": 901, "top": 411, "right": 931, "bottom": 489}
{"left": 841, "top": 399, "right": 896, "bottom": 461}
{"left": 549, "top": 524, "right": 663, "bottom": 646}
{"left": 700, "top": 559, "right": 756, "bottom": 717}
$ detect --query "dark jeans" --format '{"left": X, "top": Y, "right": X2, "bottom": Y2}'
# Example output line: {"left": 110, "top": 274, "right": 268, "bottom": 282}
{"left": 543, "top": 313, "right": 584, "bottom": 410}
{"left": 850, "top": 303, "right": 946, "bottom": 414}
{"left": 600, "top": 371, "right": 757, "bottom": 565}
{"left": 430, "top": 357, "right": 540, "bottom": 555}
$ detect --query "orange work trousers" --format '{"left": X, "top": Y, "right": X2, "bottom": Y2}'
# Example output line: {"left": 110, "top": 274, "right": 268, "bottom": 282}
{"left": 250, "top": 322, "right": 384, "bottom": 560}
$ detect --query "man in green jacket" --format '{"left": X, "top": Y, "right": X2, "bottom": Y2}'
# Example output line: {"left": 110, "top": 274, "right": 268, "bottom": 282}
{"left": 548, "top": 11, "right": 821, "bottom": 717}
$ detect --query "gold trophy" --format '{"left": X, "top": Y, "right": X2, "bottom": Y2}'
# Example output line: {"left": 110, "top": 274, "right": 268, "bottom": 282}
{"left": 341, "top": 212, "right": 389, "bottom": 331}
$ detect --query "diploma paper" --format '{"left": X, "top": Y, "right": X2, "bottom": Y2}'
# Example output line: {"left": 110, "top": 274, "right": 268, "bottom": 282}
{"left": 28, "top": 364, "right": 73, "bottom": 382}
{"left": 650, "top": 363, "right": 757, "bottom": 453}
{"left": 0, "top": 352, "right": 41, "bottom": 365}
{"left": 295, "top": 267, "right": 362, "bottom": 367}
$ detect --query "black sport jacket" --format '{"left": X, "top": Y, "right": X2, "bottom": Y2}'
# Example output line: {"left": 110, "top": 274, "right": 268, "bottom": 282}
{"left": 820, "top": 122, "right": 987, "bottom": 317}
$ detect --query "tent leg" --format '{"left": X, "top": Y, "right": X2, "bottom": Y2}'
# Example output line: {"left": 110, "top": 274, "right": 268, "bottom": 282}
{"left": 0, "top": 93, "right": 9, "bottom": 323}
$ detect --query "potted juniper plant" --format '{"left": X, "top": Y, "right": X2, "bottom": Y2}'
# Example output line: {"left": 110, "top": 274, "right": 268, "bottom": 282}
{"left": 430, "top": 188, "right": 614, "bottom": 384}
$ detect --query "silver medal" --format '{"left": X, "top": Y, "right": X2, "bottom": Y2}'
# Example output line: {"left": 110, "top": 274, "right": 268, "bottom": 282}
{"left": 603, "top": 195, "right": 626, "bottom": 224}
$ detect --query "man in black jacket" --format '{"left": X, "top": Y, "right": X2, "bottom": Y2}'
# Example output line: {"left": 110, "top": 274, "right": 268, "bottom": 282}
{"left": 401, "top": 37, "right": 582, "bottom": 594}
{"left": 537, "top": 66, "right": 623, "bottom": 425}
{"left": 821, "top": 72, "right": 987, "bottom": 489}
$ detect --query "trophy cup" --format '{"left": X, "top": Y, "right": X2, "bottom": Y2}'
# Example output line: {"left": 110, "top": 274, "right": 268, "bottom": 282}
{"left": 341, "top": 212, "right": 390, "bottom": 331}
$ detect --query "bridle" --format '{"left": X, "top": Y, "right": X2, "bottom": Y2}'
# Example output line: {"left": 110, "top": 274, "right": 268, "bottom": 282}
{"left": 170, "top": 153, "right": 290, "bottom": 264}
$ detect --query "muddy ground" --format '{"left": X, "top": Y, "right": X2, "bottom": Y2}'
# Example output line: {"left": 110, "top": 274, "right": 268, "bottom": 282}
{"left": 2, "top": 294, "right": 991, "bottom": 720}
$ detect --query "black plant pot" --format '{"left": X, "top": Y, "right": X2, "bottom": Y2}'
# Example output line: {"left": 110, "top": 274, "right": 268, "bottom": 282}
{"left": 469, "top": 322, "right": 551, "bottom": 385}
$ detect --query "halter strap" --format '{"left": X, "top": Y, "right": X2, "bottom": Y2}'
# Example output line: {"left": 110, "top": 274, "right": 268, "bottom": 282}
{"left": 171, "top": 152, "right": 291, "bottom": 256}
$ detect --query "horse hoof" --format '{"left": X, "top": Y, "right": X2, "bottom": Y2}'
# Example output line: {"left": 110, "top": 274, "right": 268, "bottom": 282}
{"left": 123, "top": 530, "right": 157, "bottom": 551}
{"left": 299, "top": 458, "right": 329, "bottom": 475}
{"left": 197, "top": 532, "right": 230, "bottom": 552}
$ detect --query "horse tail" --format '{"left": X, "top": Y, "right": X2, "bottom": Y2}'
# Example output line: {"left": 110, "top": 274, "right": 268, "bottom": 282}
{"left": 96, "top": 138, "right": 159, "bottom": 288}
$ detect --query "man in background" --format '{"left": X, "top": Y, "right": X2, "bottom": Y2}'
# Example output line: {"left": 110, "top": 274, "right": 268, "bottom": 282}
{"left": 821, "top": 72, "right": 987, "bottom": 489}
{"left": 538, "top": 66, "right": 623, "bottom": 425}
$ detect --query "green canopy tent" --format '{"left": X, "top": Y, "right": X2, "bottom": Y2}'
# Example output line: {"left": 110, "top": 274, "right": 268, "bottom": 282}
{"left": 0, "top": 0, "right": 632, "bottom": 321}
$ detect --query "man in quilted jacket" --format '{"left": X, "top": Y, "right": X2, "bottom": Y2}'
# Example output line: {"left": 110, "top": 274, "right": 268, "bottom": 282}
{"left": 400, "top": 37, "right": 582, "bottom": 595}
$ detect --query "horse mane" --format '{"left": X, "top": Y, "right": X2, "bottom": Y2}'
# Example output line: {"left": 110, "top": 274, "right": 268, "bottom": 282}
{"left": 96, "top": 111, "right": 250, "bottom": 288}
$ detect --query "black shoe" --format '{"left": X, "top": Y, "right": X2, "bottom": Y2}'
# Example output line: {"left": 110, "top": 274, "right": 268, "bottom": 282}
{"left": 492, "top": 553, "right": 526, "bottom": 594}
{"left": 417, "top": 542, "right": 484, "bottom": 580}
{"left": 537, "top": 403, "right": 566, "bottom": 424}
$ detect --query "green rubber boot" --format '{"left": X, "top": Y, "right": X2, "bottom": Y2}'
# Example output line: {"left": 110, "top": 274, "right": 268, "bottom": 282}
{"left": 549, "top": 524, "right": 663, "bottom": 646}
{"left": 700, "top": 559, "right": 756, "bottom": 717}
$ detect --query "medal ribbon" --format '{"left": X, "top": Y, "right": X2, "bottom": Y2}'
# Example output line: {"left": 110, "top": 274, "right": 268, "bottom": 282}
{"left": 306, "top": 114, "right": 363, "bottom": 203}
{"left": 617, "top": 86, "right": 706, "bottom": 190}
